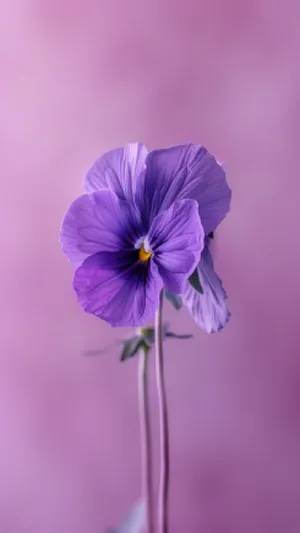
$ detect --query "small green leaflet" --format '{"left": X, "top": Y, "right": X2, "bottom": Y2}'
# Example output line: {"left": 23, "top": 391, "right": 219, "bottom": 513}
{"left": 188, "top": 268, "right": 203, "bottom": 294}
{"left": 120, "top": 337, "right": 146, "bottom": 361}
{"left": 120, "top": 325, "right": 193, "bottom": 362}
{"left": 165, "top": 332, "right": 193, "bottom": 340}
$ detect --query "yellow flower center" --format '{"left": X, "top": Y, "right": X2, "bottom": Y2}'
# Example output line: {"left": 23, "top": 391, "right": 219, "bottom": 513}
{"left": 138, "top": 245, "right": 152, "bottom": 262}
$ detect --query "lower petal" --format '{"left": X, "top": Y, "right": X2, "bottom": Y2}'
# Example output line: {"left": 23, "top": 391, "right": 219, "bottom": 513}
{"left": 73, "top": 253, "right": 163, "bottom": 327}
{"left": 182, "top": 243, "right": 230, "bottom": 333}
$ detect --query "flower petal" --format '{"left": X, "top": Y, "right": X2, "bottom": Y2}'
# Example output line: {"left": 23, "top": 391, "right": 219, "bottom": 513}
{"left": 73, "top": 252, "right": 163, "bottom": 327}
{"left": 84, "top": 142, "right": 148, "bottom": 203}
{"left": 148, "top": 199, "right": 204, "bottom": 294}
{"left": 182, "top": 242, "right": 230, "bottom": 333}
{"left": 60, "top": 189, "right": 142, "bottom": 268}
{"left": 135, "top": 144, "right": 231, "bottom": 235}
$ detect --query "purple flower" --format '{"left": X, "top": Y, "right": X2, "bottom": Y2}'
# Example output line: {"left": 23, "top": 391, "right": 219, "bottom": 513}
{"left": 60, "top": 143, "right": 231, "bottom": 329}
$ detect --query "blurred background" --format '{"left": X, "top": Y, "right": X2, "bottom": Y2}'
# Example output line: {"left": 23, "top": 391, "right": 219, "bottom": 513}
{"left": 1, "top": 1, "right": 300, "bottom": 532}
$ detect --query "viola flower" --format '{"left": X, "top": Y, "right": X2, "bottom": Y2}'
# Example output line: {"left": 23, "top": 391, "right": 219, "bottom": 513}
{"left": 60, "top": 143, "right": 231, "bottom": 329}
{"left": 60, "top": 145, "right": 204, "bottom": 326}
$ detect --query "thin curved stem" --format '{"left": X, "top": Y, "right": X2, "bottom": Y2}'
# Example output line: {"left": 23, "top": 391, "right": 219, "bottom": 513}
{"left": 138, "top": 347, "right": 155, "bottom": 533}
{"left": 155, "top": 292, "right": 170, "bottom": 533}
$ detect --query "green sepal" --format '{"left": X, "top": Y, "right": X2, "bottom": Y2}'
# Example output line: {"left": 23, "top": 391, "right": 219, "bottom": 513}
{"left": 120, "top": 337, "right": 146, "bottom": 362}
{"left": 188, "top": 268, "right": 203, "bottom": 294}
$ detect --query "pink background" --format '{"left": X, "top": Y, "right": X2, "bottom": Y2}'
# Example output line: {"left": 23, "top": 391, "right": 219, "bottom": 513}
{"left": 1, "top": 1, "right": 300, "bottom": 532}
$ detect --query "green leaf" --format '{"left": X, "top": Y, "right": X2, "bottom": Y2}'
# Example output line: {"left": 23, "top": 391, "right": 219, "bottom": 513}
{"left": 188, "top": 268, "right": 203, "bottom": 294}
{"left": 164, "top": 289, "right": 183, "bottom": 310}
{"left": 120, "top": 337, "right": 144, "bottom": 362}
{"left": 165, "top": 332, "right": 193, "bottom": 340}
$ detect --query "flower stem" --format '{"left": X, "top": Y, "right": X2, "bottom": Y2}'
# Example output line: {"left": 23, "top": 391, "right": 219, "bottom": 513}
{"left": 155, "top": 291, "right": 170, "bottom": 533}
{"left": 138, "top": 347, "right": 154, "bottom": 533}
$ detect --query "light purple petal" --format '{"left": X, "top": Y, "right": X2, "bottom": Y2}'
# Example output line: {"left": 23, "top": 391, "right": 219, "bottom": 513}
{"left": 135, "top": 144, "right": 231, "bottom": 235}
{"left": 182, "top": 242, "right": 230, "bottom": 333}
{"left": 84, "top": 142, "right": 148, "bottom": 203}
{"left": 148, "top": 199, "right": 204, "bottom": 294}
{"left": 60, "top": 190, "right": 141, "bottom": 268}
{"left": 73, "top": 253, "right": 163, "bottom": 327}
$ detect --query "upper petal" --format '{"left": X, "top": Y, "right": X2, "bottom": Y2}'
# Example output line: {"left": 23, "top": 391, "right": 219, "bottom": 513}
{"left": 148, "top": 199, "right": 204, "bottom": 294}
{"left": 73, "top": 252, "right": 163, "bottom": 327}
{"left": 135, "top": 144, "right": 231, "bottom": 235}
{"left": 182, "top": 241, "right": 230, "bottom": 333}
{"left": 84, "top": 142, "right": 148, "bottom": 203}
{"left": 60, "top": 189, "right": 142, "bottom": 268}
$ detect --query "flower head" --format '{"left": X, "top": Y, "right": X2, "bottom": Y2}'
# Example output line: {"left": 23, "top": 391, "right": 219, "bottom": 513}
{"left": 60, "top": 143, "right": 231, "bottom": 329}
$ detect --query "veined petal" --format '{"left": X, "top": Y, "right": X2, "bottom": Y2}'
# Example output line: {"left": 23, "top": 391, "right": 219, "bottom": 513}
{"left": 182, "top": 242, "right": 230, "bottom": 333}
{"left": 84, "top": 142, "right": 148, "bottom": 203}
{"left": 148, "top": 199, "right": 204, "bottom": 294}
{"left": 135, "top": 144, "right": 231, "bottom": 235}
{"left": 60, "top": 189, "right": 142, "bottom": 268}
{"left": 73, "top": 253, "right": 163, "bottom": 327}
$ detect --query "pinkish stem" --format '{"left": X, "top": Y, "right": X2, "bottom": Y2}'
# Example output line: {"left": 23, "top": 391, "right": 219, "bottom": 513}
{"left": 155, "top": 292, "right": 169, "bottom": 533}
{"left": 138, "top": 347, "right": 155, "bottom": 533}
